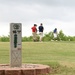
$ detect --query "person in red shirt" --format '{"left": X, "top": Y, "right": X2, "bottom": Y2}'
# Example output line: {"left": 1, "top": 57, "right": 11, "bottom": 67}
{"left": 31, "top": 24, "right": 37, "bottom": 41}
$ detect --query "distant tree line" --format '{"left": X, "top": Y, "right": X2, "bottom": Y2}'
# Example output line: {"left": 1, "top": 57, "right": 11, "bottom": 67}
{"left": 0, "top": 30, "right": 75, "bottom": 42}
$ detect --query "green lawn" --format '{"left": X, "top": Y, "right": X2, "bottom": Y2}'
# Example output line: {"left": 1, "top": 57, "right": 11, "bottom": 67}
{"left": 0, "top": 41, "right": 75, "bottom": 75}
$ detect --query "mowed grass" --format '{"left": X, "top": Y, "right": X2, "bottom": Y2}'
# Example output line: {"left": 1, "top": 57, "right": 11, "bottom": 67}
{"left": 22, "top": 42, "right": 75, "bottom": 65}
{"left": 0, "top": 41, "right": 75, "bottom": 74}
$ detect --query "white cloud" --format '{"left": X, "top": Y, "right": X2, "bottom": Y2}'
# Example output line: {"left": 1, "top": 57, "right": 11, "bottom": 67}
{"left": 0, "top": 0, "right": 75, "bottom": 36}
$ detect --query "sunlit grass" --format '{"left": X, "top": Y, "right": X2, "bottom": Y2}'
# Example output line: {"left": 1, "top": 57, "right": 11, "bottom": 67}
{"left": 22, "top": 42, "right": 75, "bottom": 64}
{"left": 0, "top": 41, "right": 75, "bottom": 74}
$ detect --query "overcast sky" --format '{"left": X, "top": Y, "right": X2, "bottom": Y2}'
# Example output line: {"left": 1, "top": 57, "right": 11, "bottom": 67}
{"left": 0, "top": 0, "right": 75, "bottom": 36}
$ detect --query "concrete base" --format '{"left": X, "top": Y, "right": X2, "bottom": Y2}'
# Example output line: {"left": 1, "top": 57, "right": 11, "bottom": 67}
{"left": 0, "top": 64, "right": 50, "bottom": 75}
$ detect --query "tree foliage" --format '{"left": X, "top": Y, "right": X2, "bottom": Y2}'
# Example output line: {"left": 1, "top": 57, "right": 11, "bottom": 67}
{"left": 0, "top": 30, "right": 75, "bottom": 42}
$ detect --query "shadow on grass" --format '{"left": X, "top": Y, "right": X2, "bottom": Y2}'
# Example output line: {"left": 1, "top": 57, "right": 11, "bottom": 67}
{"left": 29, "top": 62, "right": 75, "bottom": 75}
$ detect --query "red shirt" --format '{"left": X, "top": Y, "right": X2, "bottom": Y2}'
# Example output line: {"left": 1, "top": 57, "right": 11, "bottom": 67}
{"left": 31, "top": 26, "right": 37, "bottom": 32}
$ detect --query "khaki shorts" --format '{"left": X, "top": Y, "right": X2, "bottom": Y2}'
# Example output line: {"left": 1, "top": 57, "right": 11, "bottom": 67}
{"left": 32, "top": 32, "right": 37, "bottom": 40}
{"left": 39, "top": 32, "right": 43, "bottom": 38}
